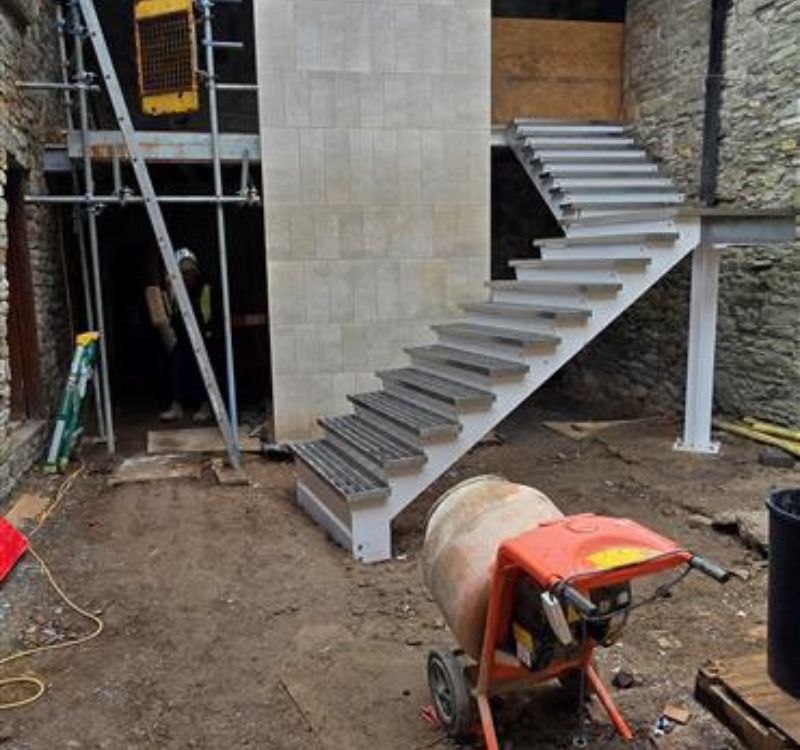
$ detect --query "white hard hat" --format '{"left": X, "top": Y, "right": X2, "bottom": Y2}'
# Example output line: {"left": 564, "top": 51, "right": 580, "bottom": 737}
{"left": 175, "top": 247, "right": 199, "bottom": 269}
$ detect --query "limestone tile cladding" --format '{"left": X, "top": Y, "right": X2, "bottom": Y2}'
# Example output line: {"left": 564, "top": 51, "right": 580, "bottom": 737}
{"left": 254, "top": 0, "right": 491, "bottom": 439}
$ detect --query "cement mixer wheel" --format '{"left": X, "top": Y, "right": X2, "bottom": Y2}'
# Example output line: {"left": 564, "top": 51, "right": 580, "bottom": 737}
{"left": 427, "top": 647, "right": 474, "bottom": 739}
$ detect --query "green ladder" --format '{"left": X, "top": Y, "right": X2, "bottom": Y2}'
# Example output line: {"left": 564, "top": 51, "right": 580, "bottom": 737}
{"left": 45, "top": 332, "right": 100, "bottom": 473}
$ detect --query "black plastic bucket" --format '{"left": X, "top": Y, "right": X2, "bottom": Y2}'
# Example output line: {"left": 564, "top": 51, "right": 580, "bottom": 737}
{"left": 766, "top": 488, "right": 800, "bottom": 697}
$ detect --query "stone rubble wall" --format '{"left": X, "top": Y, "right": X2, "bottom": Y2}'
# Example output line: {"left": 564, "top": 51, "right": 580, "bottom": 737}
{"left": 564, "top": 0, "right": 800, "bottom": 426}
{"left": 0, "top": 1, "right": 71, "bottom": 500}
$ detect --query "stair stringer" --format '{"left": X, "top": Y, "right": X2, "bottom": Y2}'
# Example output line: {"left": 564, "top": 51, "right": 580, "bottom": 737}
{"left": 346, "top": 218, "right": 702, "bottom": 562}
{"left": 507, "top": 125, "right": 565, "bottom": 220}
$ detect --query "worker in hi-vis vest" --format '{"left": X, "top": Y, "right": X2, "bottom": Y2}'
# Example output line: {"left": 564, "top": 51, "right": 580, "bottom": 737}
{"left": 145, "top": 248, "right": 213, "bottom": 422}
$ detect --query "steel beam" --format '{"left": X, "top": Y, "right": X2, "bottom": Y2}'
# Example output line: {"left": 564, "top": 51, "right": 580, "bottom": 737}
{"left": 675, "top": 208, "right": 797, "bottom": 455}
{"left": 63, "top": 130, "right": 260, "bottom": 165}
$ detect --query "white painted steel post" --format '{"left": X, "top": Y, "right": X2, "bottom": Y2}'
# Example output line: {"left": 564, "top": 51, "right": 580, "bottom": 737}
{"left": 675, "top": 243, "right": 721, "bottom": 454}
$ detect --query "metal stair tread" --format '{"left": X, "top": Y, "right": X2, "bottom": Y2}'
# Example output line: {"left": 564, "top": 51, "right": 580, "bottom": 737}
{"left": 562, "top": 208, "right": 680, "bottom": 226}
{"left": 348, "top": 391, "right": 461, "bottom": 439}
{"left": 319, "top": 414, "right": 425, "bottom": 470}
{"left": 514, "top": 121, "right": 627, "bottom": 135}
{"left": 433, "top": 322, "right": 560, "bottom": 350}
{"left": 560, "top": 196, "right": 684, "bottom": 209}
{"left": 533, "top": 232, "right": 679, "bottom": 247}
{"left": 462, "top": 300, "right": 592, "bottom": 322}
{"left": 293, "top": 439, "right": 390, "bottom": 503}
{"left": 405, "top": 344, "right": 529, "bottom": 378}
{"left": 487, "top": 279, "right": 623, "bottom": 296}
{"left": 524, "top": 136, "right": 636, "bottom": 149}
{"left": 536, "top": 150, "right": 649, "bottom": 161}
{"left": 549, "top": 177, "right": 673, "bottom": 189}
{"left": 541, "top": 164, "right": 661, "bottom": 176}
{"left": 377, "top": 367, "right": 495, "bottom": 408}
{"left": 509, "top": 257, "right": 651, "bottom": 272}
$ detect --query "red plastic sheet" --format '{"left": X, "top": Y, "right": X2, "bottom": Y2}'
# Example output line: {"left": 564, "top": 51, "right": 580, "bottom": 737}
{"left": 0, "top": 517, "right": 28, "bottom": 582}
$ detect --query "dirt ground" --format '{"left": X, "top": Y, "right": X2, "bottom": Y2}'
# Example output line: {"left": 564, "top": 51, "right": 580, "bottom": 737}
{"left": 0, "top": 392, "right": 793, "bottom": 750}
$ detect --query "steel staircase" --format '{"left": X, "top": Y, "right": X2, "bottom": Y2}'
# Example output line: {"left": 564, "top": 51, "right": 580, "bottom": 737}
{"left": 292, "top": 119, "right": 703, "bottom": 563}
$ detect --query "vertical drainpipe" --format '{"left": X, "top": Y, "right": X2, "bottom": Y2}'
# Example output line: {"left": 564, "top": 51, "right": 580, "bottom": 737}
{"left": 699, "top": 0, "right": 731, "bottom": 205}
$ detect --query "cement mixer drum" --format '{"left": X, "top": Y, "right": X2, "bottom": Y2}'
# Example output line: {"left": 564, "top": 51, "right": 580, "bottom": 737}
{"left": 421, "top": 475, "right": 563, "bottom": 659}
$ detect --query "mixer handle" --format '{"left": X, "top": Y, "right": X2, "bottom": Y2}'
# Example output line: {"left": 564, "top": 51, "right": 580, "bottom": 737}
{"left": 555, "top": 583, "right": 597, "bottom": 617}
{"left": 689, "top": 555, "right": 731, "bottom": 583}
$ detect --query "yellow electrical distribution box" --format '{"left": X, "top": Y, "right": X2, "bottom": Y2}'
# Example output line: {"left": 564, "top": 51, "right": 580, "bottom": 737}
{"left": 134, "top": 0, "right": 200, "bottom": 116}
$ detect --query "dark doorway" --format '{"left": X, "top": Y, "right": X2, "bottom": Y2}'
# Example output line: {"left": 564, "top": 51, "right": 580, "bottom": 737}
{"left": 491, "top": 148, "right": 562, "bottom": 279}
{"left": 5, "top": 166, "right": 42, "bottom": 420}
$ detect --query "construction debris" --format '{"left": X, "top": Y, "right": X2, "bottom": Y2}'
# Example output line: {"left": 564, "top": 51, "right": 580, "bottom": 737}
{"left": 759, "top": 449, "right": 796, "bottom": 469}
{"left": 543, "top": 418, "right": 655, "bottom": 442}
{"left": 109, "top": 454, "right": 202, "bottom": 485}
{"left": 662, "top": 705, "right": 691, "bottom": 725}
{"left": 612, "top": 668, "right": 636, "bottom": 690}
{"left": 210, "top": 458, "right": 249, "bottom": 486}
{"left": 714, "top": 419, "right": 800, "bottom": 458}
{"left": 711, "top": 510, "right": 769, "bottom": 556}
{"left": 4, "top": 493, "right": 50, "bottom": 531}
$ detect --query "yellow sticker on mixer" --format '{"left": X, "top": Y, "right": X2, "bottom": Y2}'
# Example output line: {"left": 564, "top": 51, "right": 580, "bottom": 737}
{"left": 587, "top": 547, "right": 655, "bottom": 570}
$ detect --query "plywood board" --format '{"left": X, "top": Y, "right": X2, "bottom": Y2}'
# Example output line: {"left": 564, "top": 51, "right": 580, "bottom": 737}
{"left": 492, "top": 18, "right": 624, "bottom": 123}
{"left": 147, "top": 427, "right": 261, "bottom": 455}
{"left": 109, "top": 454, "right": 203, "bottom": 485}
{"left": 696, "top": 655, "right": 800, "bottom": 750}
{"left": 5, "top": 492, "right": 50, "bottom": 530}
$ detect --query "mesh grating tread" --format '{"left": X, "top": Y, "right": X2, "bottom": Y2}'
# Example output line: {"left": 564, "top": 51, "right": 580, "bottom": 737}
{"left": 378, "top": 368, "right": 495, "bottom": 407}
{"left": 435, "top": 323, "right": 560, "bottom": 348}
{"left": 293, "top": 440, "right": 390, "bottom": 502}
{"left": 320, "top": 415, "right": 425, "bottom": 468}
{"left": 535, "top": 232, "right": 678, "bottom": 247}
{"left": 463, "top": 301, "right": 591, "bottom": 322}
{"left": 406, "top": 345, "right": 529, "bottom": 378}
{"left": 348, "top": 392, "right": 461, "bottom": 438}
{"left": 489, "top": 279, "right": 623, "bottom": 295}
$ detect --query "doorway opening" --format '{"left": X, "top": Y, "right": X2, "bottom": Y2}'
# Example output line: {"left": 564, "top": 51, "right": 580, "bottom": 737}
{"left": 5, "top": 165, "right": 43, "bottom": 422}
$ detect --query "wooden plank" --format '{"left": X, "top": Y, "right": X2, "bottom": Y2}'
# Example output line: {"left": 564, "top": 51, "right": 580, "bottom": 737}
{"left": 542, "top": 418, "right": 656, "bottom": 441}
{"left": 492, "top": 18, "right": 624, "bottom": 123}
{"left": 147, "top": 428, "right": 261, "bottom": 455}
{"left": 696, "top": 656, "right": 800, "bottom": 750}
{"left": 109, "top": 454, "right": 203, "bottom": 485}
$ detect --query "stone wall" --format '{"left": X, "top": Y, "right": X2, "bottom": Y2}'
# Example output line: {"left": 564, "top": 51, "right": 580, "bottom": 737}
{"left": 0, "top": 0, "right": 70, "bottom": 499}
{"left": 564, "top": 0, "right": 800, "bottom": 425}
{"left": 254, "top": 0, "right": 491, "bottom": 439}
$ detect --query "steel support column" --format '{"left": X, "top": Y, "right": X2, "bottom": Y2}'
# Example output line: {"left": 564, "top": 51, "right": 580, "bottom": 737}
{"left": 675, "top": 244, "right": 721, "bottom": 454}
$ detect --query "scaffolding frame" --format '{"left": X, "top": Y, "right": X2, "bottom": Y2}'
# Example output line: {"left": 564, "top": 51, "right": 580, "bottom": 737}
{"left": 21, "top": 0, "right": 262, "bottom": 467}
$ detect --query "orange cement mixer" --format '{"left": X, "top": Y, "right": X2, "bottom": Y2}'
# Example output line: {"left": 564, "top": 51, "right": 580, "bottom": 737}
{"left": 421, "top": 476, "right": 731, "bottom": 748}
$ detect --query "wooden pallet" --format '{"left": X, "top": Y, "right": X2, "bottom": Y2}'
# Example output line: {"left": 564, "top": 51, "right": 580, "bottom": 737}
{"left": 696, "top": 654, "right": 800, "bottom": 750}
